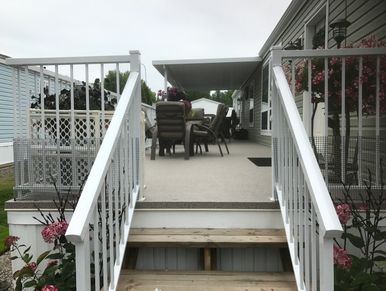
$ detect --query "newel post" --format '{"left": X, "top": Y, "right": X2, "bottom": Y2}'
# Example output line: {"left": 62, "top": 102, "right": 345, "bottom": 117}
{"left": 270, "top": 46, "right": 283, "bottom": 201}
{"left": 129, "top": 50, "right": 145, "bottom": 201}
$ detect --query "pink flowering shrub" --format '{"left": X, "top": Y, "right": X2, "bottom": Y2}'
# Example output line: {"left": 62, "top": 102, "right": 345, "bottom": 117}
{"left": 333, "top": 170, "right": 386, "bottom": 290}
{"left": 333, "top": 245, "right": 352, "bottom": 269}
{"left": 5, "top": 218, "right": 75, "bottom": 291}
{"left": 41, "top": 284, "right": 59, "bottom": 291}
{"left": 41, "top": 220, "right": 68, "bottom": 243}
{"left": 284, "top": 36, "right": 386, "bottom": 181}
{"left": 285, "top": 36, "right": 386, "bottom": 115}
{"left": 335, "top": 203, "right": 350, "bottom": 224}
{"left": 4, "top": 235, "right": 19, "bottom": 247}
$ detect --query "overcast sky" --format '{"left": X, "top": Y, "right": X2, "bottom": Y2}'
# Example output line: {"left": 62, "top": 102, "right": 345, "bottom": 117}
{"left": 0, "top": 0, "right": 291, "bottom": 91}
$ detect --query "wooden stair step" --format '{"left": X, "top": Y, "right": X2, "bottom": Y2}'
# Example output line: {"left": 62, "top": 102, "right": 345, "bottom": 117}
{"left": 117, "top": 270, "right": 297, "bottom": 291}
{"left": 128, "top": 228, "right": 287, "bottom": 248}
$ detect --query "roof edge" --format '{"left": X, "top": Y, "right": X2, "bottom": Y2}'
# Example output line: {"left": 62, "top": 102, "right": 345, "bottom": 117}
{"left": 258, "top": 0, "right": 304, "bottom": 57}
{"left": 153, "top": 56, "right": 261, "bottom": 66}
{"left": 191, "top": 97, "right": 222, "bottom": 105}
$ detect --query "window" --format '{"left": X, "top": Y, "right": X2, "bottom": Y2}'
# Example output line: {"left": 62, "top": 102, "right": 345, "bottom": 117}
{"left": 261, "top": 62, "right": 271, "bottom": 134}
{"left": 248, "top": 83, "right": 254, "bottom": 127}
{"left": 304, "top": 3, "right": 327, "bottom": 49}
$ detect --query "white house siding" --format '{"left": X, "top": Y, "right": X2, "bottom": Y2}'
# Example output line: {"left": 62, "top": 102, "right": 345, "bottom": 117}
{"left": 0, "top": 59, "right": 72, "bottom": 165}
{"left": 0, "top": 62, "right": 18, "bottom": 143}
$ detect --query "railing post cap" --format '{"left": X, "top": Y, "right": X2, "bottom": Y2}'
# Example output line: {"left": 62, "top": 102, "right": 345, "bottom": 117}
{"left": 130, "top": 50, "right": 141, "bottom": 55}
{"left": 271, "top": 45, "right": 283, "bottom": 66}
{"left": 271, "top": 45, "right": 283, "bottom": 51}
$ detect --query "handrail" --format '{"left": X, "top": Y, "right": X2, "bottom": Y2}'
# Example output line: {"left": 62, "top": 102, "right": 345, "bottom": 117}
{"left": 6, "top": 55, "right": 134, "bottom": 65}
{"left": 271, "top": 46, "right": 343, "bottom": 291}
{"left": 277, "top": 47, "right": 386, "bottom": 58}
{"left": 64, "top": 51, "right": 142, "bottom": 290}
{"left": 279, "top": 46, "right": 386, "bottom": 187}
{"left": 7, "top": 51, "right": 143, "bottom": 290}
{"left": 65, "top": 71, "right": 139, "bottom": 243}
{"left": 272, "top": 66, "right": 342, "bottom": 238}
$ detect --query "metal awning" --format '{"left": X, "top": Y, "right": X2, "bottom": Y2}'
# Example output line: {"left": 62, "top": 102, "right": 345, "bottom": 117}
{"left": 153, "top": 57, "right": 261, "bottom": 91}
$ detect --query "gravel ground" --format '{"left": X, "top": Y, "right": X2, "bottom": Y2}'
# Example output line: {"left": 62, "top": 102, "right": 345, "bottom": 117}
{"left": 0, "top": 252, "right": 12, "bottom": 290}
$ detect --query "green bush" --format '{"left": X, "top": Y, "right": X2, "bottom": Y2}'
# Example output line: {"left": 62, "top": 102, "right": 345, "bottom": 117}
{"left": 0, "top": 173, "right": 14, "bottom": 254}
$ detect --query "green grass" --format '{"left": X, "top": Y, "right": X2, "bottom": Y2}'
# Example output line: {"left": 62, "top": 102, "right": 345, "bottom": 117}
{"left": 0, "top": 174, "right": 14, "bottom": 254}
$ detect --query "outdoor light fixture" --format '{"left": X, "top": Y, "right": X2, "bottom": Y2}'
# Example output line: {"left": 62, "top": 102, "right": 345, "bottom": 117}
{"left": 330, "top": 18, "right": 351, "bottom": 48}
{"left": 284, "top": 38, "right": 302, "bottom": 50}
{"left": 284, "top": 41, "right": 298, "bottom": 50}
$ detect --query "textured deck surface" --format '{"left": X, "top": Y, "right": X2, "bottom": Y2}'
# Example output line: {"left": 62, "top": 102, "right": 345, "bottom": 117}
{"left": 117, "top": 271, "right": 297, "bottom": 291}
{"left": 143, "top": 141, "right": 272, "bottom": 204}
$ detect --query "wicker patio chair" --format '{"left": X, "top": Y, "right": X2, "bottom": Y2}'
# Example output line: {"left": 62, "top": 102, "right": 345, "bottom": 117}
{"left": 150, "top": 101, "right": 192, "bottom": 160}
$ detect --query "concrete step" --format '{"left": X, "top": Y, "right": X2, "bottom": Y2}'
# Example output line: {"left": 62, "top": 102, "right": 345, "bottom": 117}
{"left": 117, "top": 270, "right": 297, "bottom": 291}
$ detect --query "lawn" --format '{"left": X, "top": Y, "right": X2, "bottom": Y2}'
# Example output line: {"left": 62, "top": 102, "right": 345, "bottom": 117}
{"left": 0, "top": 174, "right": 13, "bottom": 254}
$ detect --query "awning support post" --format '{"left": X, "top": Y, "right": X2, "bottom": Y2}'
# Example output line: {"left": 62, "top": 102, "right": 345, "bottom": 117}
{"left": 163, "top": 65, "right": 168, "bottom": 92}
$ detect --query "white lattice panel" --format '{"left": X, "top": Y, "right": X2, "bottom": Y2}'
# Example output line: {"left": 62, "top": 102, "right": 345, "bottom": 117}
{"left": 29, "top": 109, "right": 113, "bottom": 141}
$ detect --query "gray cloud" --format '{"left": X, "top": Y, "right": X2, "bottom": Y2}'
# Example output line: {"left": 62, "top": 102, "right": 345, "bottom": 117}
{"left": 0, "top": 0, "right": 291, "bottom": 91}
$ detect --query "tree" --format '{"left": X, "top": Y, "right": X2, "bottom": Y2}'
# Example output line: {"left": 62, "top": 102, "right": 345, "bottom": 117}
{"left": 141, "top": 80, "right": 156, "bottom": 105}
{"left": 211, "top": 90, "right": 234, "bottom": 106}
{"left": 104, "top": 70, "right": 155, "bottom": 105}
{"left": 185, "top": 90, "right": 211, "bottom": 102}
{"left": 104, "top": 70, "right": 129, "bottom": 94}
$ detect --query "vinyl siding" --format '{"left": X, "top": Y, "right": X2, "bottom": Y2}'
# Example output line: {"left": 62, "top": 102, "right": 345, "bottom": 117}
{"left": 329, "top": 0, "right": 386, "bottom": 46}
{"left": 0, "top": 63, "right": 17, "bottom": 143}
{"left": 0, "top": 62, "right": 72, "bottom": 143}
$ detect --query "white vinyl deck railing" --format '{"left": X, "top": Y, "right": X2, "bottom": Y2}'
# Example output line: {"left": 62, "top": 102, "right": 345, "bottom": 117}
{"left": 280, "top": 47, "right": 386, "bottom": 189}
{"left": 7, "top": 52, "right": 143, "bottom": 290}
{"left": 64, "top": 53, "right": 142, "bottom": 290}
{"left": 271, "top": 46, "right": 343, "bottom": 291}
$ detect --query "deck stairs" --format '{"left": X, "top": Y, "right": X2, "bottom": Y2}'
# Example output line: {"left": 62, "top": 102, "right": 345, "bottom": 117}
{"left": 117, "top": 227, "right": 297, "bottom": 291}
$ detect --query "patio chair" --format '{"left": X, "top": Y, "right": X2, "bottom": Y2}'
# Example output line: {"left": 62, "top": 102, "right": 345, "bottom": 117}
{"left": 143, "top": 110, "right": 155, "bottom": 140}
{"left": 150, "top": 101, "right": 192, "bottom": 160}
{"left": 192, "top": 103, "right": 230, "bottom": 156}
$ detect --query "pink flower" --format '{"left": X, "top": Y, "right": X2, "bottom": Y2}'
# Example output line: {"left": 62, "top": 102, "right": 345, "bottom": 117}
{"left": 41, "top": 220, "right": 68, "bottom": 243}
{"left": 42, "top": 225, "right": 56, "bottom": 243}
{"left": 54, "top": 220, "right": 68, "bottom": 236}
{"left": 41, "top": 285, "right": 58, "bottom": 291}
{"left": 333, "top": 245, "right": 352, "bottom": 269}
{"left": 312, "top": 71, "right": 325, "bottom": 85}
{"left": 4, "top": 236, "right": 19, "bottom": 247}
{"left": 27, "top": 262, "right": 37, "bottom": 271}
{"left": 336, "top": 203, "right": 351, "bottom": 224}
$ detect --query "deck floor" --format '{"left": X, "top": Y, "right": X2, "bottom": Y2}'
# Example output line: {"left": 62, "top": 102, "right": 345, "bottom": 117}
{"left": 143, "top": 141, "right": 272, "bottom": 204}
